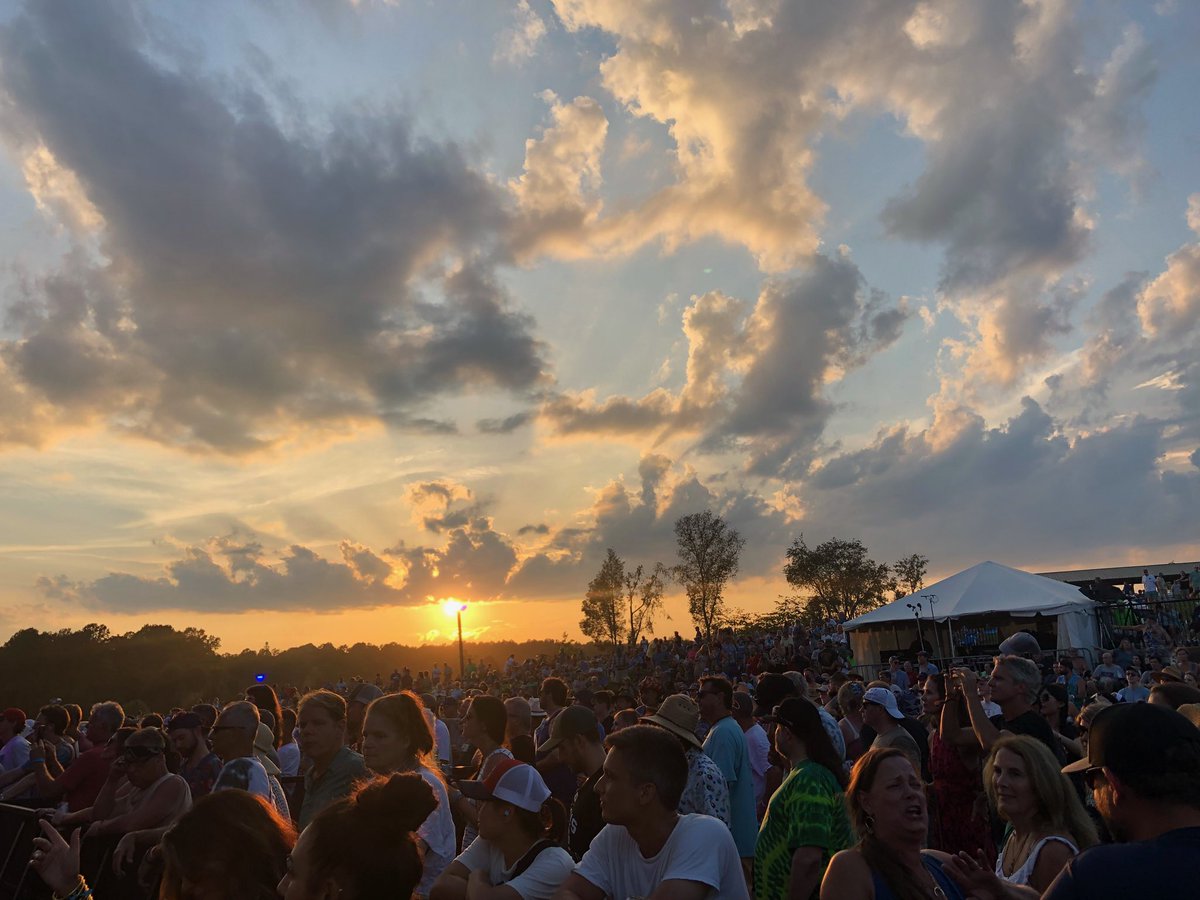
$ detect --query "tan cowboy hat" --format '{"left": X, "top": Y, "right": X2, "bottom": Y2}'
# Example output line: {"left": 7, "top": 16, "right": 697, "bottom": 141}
{"left": 1149, "top": 666, "right": 1184, "bottom": 684}
{"left": 640, "top": 694, "right": 703, "bottom": 749}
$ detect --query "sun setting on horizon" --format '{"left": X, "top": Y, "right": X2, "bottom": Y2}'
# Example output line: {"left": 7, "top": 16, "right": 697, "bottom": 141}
{"left": 0, "top": 0, "right": 1197, "bottom": 653}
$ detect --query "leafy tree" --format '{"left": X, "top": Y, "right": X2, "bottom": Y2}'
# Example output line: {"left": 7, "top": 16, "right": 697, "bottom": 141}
{"left": 580, "top": 549, "right": 627, "bottom": 649}
{"left": 891, "top": 553, "right": 929, "bottom": 600}
{"left": 672, "top": 510, "right": 745, "bottom": 644}
{"left": 783, "top": 535, "right": 892, "bottom": 622}
{"left": 623, "top": 562, "right": 669, "bottom": 646}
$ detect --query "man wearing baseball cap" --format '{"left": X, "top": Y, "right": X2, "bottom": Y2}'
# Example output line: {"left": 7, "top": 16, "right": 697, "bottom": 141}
{"left": 167, "top": 711, "right": 222, "bottom": 800}
{"left": 1039, "top": 704, "right": 1200, "bottom": 898}
{"left": 861, "top": 687, "right": 921, "bottom": 776}
{"left": 537, "top": 704, "right": 606, "bottom": 860}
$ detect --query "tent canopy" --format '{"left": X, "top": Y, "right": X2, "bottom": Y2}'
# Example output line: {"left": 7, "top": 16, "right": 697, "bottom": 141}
{"left": 844, "top": 560, "right": 1093, "bottom": 630}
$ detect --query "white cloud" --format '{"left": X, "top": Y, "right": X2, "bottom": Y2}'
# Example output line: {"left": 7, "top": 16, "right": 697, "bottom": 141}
{"left": 495, "top": 0, "right": 549, "bottom": 65}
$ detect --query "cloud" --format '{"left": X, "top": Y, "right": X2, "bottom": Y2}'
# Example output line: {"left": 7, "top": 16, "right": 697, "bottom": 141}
{"left": 0, "top": 1, "right": 547, "bottom": 454}
{"left": 495, "top": 0, "right": 549, "bottom": 64}
{"left": 1137, "top": 194, "right": 1200, "bottom": 336}
{"left": 797, "top": 397, "right": 1199, "bottom": 565}
{"left": 477, "top": 411, "right": 534, "bottom": 434}
{"left": 508, "top": 93, "right": 609, "bottom": 261}
{"left": 37, "top": 537, "right": 411, "bottom": 614}
{"left": 539, "top": 252, "right": 910, "bottom": 475}
{"left": 539, "top": 1, "right": 1155, "bottom": 389}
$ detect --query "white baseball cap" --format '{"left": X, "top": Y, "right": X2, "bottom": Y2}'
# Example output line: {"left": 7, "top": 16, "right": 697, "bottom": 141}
{"left": 863, "top": 686, "right": 904, "bottom": 720}
{"left": 457, "top": 758, "right": 550, "bottom": 812}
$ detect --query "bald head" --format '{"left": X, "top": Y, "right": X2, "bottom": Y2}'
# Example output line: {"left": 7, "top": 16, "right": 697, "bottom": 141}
{"left": 505, "top": 696, "right": 532, "bottom": 737}
{"left": 218, "top": 701, "right": 261, "bottom": 736}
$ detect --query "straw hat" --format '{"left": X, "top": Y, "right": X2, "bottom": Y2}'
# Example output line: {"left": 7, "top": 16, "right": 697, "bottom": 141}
{"left": 640, "top": 694, "right": 703, "bottom": 749}
{"left": 1149, "top": 666, "right": 1184, "bottom": 684}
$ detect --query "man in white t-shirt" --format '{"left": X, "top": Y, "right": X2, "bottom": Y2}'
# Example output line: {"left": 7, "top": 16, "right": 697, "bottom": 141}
{"left": 731, "top": 692, "right": 769, "bottom": 813}
{"left": 553, "top": 725, "right": 748, "bottom": 900}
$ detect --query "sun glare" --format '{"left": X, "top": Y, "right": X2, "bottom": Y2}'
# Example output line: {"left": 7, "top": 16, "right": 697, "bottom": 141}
{"left": 442, "top": 598, "right": 467, "bottom": 617}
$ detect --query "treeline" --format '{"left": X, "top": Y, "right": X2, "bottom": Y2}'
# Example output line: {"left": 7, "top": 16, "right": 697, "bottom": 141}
{"left": 581, "top": 508, "right": 930, "bottom": 649}
{"left": 2, "top": 623, "right": 571, "bottom": 716}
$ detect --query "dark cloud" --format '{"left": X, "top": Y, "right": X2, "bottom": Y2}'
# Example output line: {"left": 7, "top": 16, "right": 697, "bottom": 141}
{"left": 517, "top": 523, "right": 550, "bottom": 535}
{"left": 0, "top": 0, "right": 547, "bottom": 453}
{"left": 798, "top": 399, "right": 1199, "bottom": 565}
{"left": 477, "top": 411, "right": 534, "bottom": 434}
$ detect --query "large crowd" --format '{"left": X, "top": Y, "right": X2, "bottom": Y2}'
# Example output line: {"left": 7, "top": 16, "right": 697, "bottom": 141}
{"left": 3, "top": 615, "right": 1200, "bottom": 900}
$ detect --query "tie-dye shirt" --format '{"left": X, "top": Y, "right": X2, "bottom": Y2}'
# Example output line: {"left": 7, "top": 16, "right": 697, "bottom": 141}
{"left": 753, "top": 760, "right": 852, "bottom": 900}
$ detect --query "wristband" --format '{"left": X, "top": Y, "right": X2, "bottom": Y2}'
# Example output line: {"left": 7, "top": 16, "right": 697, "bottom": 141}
{"left": 52, "top": 875, "right": 93, "bottom": 900}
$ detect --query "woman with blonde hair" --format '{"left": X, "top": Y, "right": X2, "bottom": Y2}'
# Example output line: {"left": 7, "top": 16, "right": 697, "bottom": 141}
{"left": 945, "top": 734, "right": 1097, "bottom": 896}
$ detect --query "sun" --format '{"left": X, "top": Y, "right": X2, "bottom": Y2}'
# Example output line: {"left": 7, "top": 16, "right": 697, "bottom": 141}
{"left": 442, "top": 598, "right": 467, "bottom": 617}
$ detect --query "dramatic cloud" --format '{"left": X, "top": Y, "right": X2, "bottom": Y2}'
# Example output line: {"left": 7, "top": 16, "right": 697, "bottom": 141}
{"left": 0, "top": 1, "right": 547, "bottom": 453}
{"left": 540, "top": 252, "right": 909, "bottom": 475}
{"left": 539, "top": 0, "right": 1156, "bottom": 389}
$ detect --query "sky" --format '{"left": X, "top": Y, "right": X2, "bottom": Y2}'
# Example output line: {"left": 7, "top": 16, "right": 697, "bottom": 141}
{"left": 0, "top": 0, "right": 1197, "bottom": 652}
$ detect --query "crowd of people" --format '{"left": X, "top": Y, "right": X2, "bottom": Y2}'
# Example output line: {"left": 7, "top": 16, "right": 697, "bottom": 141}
{"left": 2, "top": 619, "right": 1200, "bottom": 899}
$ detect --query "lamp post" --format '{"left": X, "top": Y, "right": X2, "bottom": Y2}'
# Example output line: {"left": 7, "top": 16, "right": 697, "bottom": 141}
{"left": 443, "top": 600, "right": 467, "bottom": 680}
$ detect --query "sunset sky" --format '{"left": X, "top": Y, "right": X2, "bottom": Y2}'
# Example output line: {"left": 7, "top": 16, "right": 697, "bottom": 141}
{"left": 1, "top": 0, "right": 1197, "bottom": 652}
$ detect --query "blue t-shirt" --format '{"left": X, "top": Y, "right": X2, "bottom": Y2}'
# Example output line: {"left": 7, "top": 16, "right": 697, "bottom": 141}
{"left": 703, "top": 714, "right": 757, "bottom": 856}
{"left": 1043, "top": 827, "right": 1200, "bottom": 899}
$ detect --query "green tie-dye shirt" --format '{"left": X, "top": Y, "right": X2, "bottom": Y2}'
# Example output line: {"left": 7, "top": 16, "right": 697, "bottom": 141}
{"left": 753, "top": 759, "right": 853, "bottom": 900}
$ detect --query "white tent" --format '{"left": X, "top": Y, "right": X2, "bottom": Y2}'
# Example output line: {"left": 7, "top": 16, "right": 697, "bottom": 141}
{"left": 843, "top": 561, "right": 1099, "bottom": 666}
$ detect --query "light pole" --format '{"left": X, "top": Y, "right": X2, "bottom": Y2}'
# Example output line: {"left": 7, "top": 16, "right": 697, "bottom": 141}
{"left": 443, "top": 599, "right": 467, "bottom": 681}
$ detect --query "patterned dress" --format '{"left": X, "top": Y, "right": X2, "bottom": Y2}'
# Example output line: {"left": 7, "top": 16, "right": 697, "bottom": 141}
{"left": 679, "top": 747, "right": 730, "bottom": 825}
{"left": 928, "top": 731, "right": 995, "bottom": 863}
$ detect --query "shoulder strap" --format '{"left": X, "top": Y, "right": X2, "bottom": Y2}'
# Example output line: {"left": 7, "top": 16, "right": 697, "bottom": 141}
{"left": 508, "top": 839, "right": 558, "bottom": 880}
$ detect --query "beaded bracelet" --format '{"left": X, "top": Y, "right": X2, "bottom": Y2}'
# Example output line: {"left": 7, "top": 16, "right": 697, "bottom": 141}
{"left": 52, "top": 875, "right": 93, "bottom": 900}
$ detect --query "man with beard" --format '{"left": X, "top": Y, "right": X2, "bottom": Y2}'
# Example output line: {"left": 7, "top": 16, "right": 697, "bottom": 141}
{"left": 168, "top": 712, "right": 222, "bottom": 800}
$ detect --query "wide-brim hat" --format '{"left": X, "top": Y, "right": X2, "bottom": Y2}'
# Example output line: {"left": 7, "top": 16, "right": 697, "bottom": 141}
{"left": 640, "top": 694, "right": 702, "bottom": 749}
{"left": 1149, "top": 666, "right": 1184, "bottom": 684}
{"left": 253, "top": 723, "right": 281, "bottom": 776}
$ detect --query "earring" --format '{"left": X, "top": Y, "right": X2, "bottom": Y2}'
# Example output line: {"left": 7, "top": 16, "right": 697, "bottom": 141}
{"left": 864, "top": 814, "right": 875, "bottom": 835}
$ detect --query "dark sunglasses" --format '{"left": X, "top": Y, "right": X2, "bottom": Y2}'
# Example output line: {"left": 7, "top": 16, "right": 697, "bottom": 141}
{"left": 209, "top": 724, "right": 245, "bottom": 733}
{"left": 1081, "top": 765, "right": 1106, "bottom": 789}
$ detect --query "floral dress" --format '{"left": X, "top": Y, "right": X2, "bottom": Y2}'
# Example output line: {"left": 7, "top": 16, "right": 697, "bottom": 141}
{"left": 928, "top": 731, "right": 994, "bottom": 864}
{"left": 679, "top": 747, "right": 730, "bottom": 825}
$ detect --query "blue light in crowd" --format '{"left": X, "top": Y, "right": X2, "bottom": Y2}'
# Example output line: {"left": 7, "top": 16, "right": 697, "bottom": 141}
{"left": 255, "top": 673, "right": 267, "bottom": 683}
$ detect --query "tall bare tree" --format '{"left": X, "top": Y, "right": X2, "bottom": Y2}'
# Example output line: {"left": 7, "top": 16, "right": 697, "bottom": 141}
{"left": 672, "top": 510, "right": 745, "bottom": 644}
{"left": 623, "top": 562, "right": 668, "bottom": 646}
{"left": 580, "top": 549, "right": 626, "bottom": 649}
